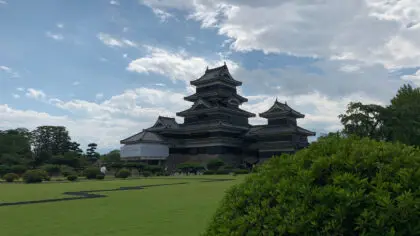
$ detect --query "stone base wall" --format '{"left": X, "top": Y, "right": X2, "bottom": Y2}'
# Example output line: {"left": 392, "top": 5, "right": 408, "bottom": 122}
{"left": 165, "top": 153, "right": 244, "bottom": 171}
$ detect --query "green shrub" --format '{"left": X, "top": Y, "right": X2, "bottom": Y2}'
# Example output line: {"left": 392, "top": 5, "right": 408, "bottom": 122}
{"left": 0, "top": 165, "right": 12, "bottom": 177}
{"left": 10, "top": 165, "right": 27, "bottom": 175}
{"left": 203, "top": 170, "right": 215, "bottom": 175}
{"left": 67, "top": 175, "right": 78, "bottom": 181}
{"left": 115, "top": 168, "right": 131, "bottom": 179}
{"left": 41, "top": 164, "right": 61, "bottom": 176}
{"left": 204, "top": 135, "right": 420, "bottom": 235}
{"left": 22, "top": 169, "right": 46, "bottom": 183}
{"left": 206, "top": 158, "right": 224, "bottom": 171}
{"left": 142, "top": 171, "right": 151, "bottom": 177}
{"left": 215, "top": 169, "right": 231, "bottom": 175}
{"left": 83, "top": 167, "right": 101, "bottom": 179}
{"left": 3, "top": 173, "right": 19, "bottom": 182}
{"left": 233, "top": 169, "right": 249, "bottom": 175}
{"left": 146, "top": 165, "right": 163, "bottom": 174}
{"left": 177, "top": 162, "right": 205, "bottom": 174}
{"left": 96, "top": 174, "right": 105, "bottom": 180}
{"left": 60, "top": 165, "right": 75, "bottom": 177}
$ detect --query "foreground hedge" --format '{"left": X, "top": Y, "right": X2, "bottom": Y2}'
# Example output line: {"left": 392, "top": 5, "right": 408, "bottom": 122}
{"left": 204, "top": 135, "right": 420, "bottom": 235}
{"left": 22, "top": 169, "right": 49, "bottom": 183}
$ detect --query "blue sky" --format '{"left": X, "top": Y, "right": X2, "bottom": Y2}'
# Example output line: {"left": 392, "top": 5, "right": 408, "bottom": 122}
{"left": 1, "top": 0, "right": 420, "bottom": 153}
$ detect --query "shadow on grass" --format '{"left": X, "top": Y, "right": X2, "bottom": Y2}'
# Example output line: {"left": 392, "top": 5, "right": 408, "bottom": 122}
{"left": 0, "top": 178, "right": 234, "bottom": 207}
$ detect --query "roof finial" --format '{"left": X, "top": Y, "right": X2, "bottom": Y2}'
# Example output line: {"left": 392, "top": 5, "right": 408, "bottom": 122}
{"left": 275, "top": 97, "right": 278, "bottom": 103}
{"left": 285, "top": 101, "right": 287, "bottom": 105}
{"left": 206, "top": 66, "right": 209, "bottom": 72}
{"left": 224, "top": 61, "right": 226, "bottom": 66}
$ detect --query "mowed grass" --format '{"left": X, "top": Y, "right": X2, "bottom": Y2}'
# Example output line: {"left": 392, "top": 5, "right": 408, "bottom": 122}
{"left": 0, "top": 175, "right": 244, "bottom": 236}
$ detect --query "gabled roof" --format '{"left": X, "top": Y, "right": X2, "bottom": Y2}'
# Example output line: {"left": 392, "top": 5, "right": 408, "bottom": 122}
{"left": 184, "top": 91, "right": 248, "bottom": 103}
{"left": 148, "top": 116, "right": 179, "bottom": 130}
{"left": 245, "top": 125, "right": 316, "bottom": 137}
{"left": 190, "top": 98, "right": 212, "bottom": 110}
{"left": 190, "top": 64, "right": 242, "bottom": 87}
{"left": 176, "top": 106, "right": 256, "bottom": 118}
{"left": 120, "top": 130, "right": 166, "bottom": 144}
{"left": 259, "top": 99, "right": 305, "bottom": 119}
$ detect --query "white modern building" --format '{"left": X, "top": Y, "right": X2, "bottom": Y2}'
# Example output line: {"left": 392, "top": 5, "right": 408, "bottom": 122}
{"left": 120, "top": 129, "right": 169, "bottom": 165}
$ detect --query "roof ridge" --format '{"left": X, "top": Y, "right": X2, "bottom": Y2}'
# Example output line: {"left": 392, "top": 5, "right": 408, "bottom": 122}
{"left": 206, "top": 64, "right": 228, "bottom": 72}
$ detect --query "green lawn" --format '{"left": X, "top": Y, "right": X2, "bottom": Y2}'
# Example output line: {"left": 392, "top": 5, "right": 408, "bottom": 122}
{"left": 0, "top": 175, "right": 244, "bottom": 236}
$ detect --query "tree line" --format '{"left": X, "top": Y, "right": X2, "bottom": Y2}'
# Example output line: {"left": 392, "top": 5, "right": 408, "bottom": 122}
{"left": 0, "top": 125, "right": 120, "bottom": 176}
{"left": 338, "top": 84, "right": 420, "bottom": 146}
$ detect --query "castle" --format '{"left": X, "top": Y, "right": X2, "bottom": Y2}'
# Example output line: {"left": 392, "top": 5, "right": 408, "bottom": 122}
{"left": 120, "top": 64, "right": 315, "bottom": 170}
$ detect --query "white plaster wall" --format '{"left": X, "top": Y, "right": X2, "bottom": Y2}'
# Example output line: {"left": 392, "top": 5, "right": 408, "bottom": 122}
{"left": 120, "top": 143, "right": 169, "bottom": 158}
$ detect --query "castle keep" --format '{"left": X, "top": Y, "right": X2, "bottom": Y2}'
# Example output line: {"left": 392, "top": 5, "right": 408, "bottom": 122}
{"left": 120, "top": 64, "right": 315, "bottom": 170}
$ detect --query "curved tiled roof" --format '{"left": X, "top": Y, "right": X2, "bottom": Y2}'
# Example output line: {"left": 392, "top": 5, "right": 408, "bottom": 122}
{"left": 190, "top": 64, "right": 242, "bottom": 86}
{"left": 259, "top": 99, "right": 304, "bottom": 118}
{"left": 120, "top": 131, "right": 166, "bottom": 144}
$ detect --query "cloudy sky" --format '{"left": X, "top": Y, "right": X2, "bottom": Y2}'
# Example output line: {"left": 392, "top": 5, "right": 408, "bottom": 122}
{"left": 1, "top": 0, "right": 419, "bottom": 153}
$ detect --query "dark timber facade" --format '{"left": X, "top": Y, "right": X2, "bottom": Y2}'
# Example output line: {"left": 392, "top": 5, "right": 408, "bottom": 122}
{"left": 120, "top": 64, "right": 315, "bottom": 170}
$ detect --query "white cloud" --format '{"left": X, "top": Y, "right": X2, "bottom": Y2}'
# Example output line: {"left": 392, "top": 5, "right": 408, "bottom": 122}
{"left": 110, "top": 0, "right": 119, "bottom": 5}
{"left": 0, "top": 0, "right": 7, "bottom": 5}
{"left": 56, "top": 23, "right": 64, "bottom": 29}
{"left": 185, "top": 36, "right": 196, "bottom": 45}
{"left": 0, "top": 65, "right": 11, "bottom": 72}
{"left": 95, "top": 93, "right": 104, "bottom": 99}
{"left": 97, "top": 33, "right": 137, "bottom": 48}
{"left": 0, "top": 65, "right": 19, "bottom": 78}
{"left": 45, "top": 31, "right": 64, "bottom": 41}
{"left": 142, "top": 0, "right": 420, "bottom": 69}
{"left": 25, "top": 88, "right": 46, "bottom": 100}
{"left": 151, "top": 8, "right": 173, "bottom": 22}
{"left": 402, "top": 69, "right": 420, "bottom": 86}
{"left": 16, "top": 87, "right": 24, "bottom": 92}
{"left": 72, "top": 81, "right": 80, "bottom": 86}
{"left": 127, "top": 46, "right": 239, "bottom": 83}
{"left": 12, "top": 94, "right": 20, "bottom": 99}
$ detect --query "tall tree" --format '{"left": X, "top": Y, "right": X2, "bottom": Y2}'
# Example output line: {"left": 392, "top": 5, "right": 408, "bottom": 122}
{"left": 68, "top": 141, "right": 83, "bottom": 155}
{"left": 30, "top": 126, "right": 72, "bottom": 165}
{"left": 0, "top": 128, "right": 32, "bottom": 159}
{"left": 86, "top": 143, "right": 99, "bottom": 162}
{"left": 101, "top": 149, "right": 121, "bottom": 163}
{"left": 338, "top": 102, "right": 387, "bottom": 140}
{"left": 386, "top": 84, "right": 420, "bottom": 146}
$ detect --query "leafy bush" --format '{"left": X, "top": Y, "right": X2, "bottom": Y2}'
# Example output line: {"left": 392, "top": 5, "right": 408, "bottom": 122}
{"left": 123, "top": 162, "right": 137, "bottom": 169}
{"left": 41, "top": 164, "right": 61, "bottom": 176}
{"left": 204, "top": 135, "right": 420, "bottom": 235}
{"left": 22, "top": 169, "right": 47, "bottom": 183}
{"left": 67, "top": 175, "right": 78, "bottom": 181}
{"left": 110, "top": 162, "right": 123, "bottom": 170}
{"left": 83, "top": 167, "right": 101, "bottom": 179}
{"left": 233, "top": 169, "right": 249, "bottom": 175}
{"left": 3, "top": 173, "right": 19, "bottom": 182}
{"left": 145, "top": 165, "right": 163, "bottom": 174}
{"left": 177, "top": 162, "right": 205, "bottom": 174}
{"left": 142, "top": 171, "right": 151, "bottom": 177}
{"left": 203, "top": 170, "right": 215, "bottom": 175}
{"left": 115, "top": 168, "right": 131, "bottom": 179}
{"left": 206, "top": 158, "right": 225, "bottom": 171}
{"left": 10, "top": 165, "right": 27, "bottom": 175}
{"left": 60, "top": 165, "right": 75, "bottom": 177}
{"left": 215, "top": 169, "right": 231, "bottom": 175}
{"left": 0, "top": 165, "right": 12, "bottom": 177}
{"left": 96, "top": 174, "right": 105, "bottom": 180}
